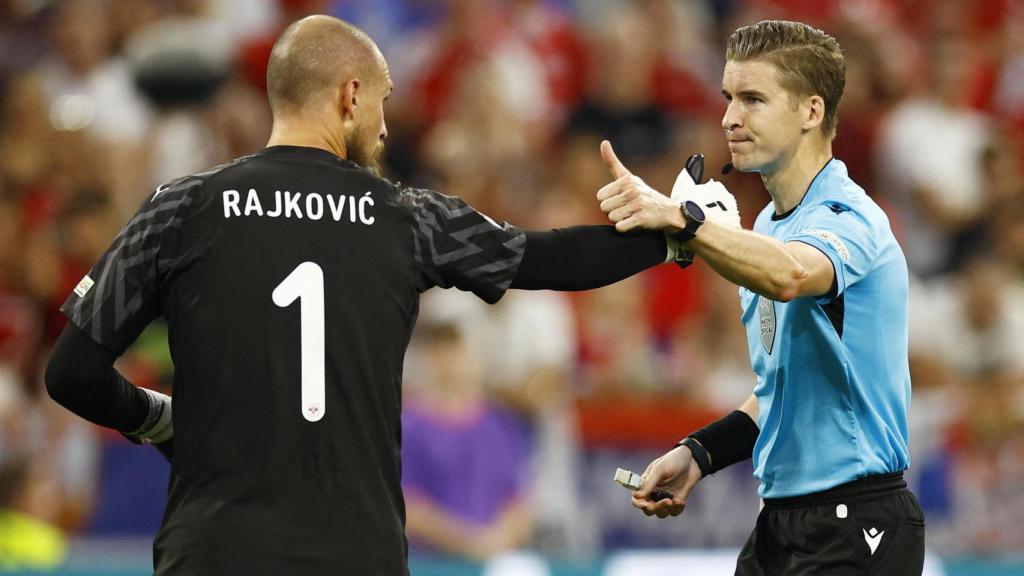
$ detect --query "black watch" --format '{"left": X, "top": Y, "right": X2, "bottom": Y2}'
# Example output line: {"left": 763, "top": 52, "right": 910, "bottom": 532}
{"left": 673, "top": 200, "right": 706, "bottom": 243}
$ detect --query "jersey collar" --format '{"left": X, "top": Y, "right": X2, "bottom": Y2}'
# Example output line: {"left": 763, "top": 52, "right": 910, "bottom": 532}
{"left": 262, "top": 145, "right": 361, "bottom": 169}
{"left": 770, "top": 157, "right": 840, "bottom": 221}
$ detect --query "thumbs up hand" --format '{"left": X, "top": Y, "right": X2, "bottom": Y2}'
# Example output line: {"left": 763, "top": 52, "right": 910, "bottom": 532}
{"left": 597, "top": 140, "right": 685, "bottom": 235}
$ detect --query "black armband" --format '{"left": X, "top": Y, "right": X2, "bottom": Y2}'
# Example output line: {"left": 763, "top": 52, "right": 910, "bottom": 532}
{"left": 676, "top": 410, "right": 759, "bottom": 477}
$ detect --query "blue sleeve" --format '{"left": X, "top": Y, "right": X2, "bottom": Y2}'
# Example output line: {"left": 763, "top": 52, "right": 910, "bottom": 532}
{"left": 785, "top": 201, "right": 879, "bottom": 304}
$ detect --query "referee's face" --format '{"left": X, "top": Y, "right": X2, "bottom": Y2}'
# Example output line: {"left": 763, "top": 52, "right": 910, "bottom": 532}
{"left": 721, "top": 59, "right": 807, "bottom": 175}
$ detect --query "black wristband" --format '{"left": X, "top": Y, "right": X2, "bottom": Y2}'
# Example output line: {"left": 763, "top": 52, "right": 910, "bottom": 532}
{"left": 678, "top": 410, "right": 759, "bottom": 476}
{"left": 679, "top": 437, "right": 712, "bottom": 477}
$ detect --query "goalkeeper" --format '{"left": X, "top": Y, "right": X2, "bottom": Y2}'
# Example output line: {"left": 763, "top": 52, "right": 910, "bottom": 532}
{"left": 598, "top": 20, "right": 924, "bottom": 576}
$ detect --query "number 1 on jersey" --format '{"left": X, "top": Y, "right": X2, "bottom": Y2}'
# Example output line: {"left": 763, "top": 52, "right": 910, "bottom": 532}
{"left": 272, "top": 262, "right": 326, "bottom": 422}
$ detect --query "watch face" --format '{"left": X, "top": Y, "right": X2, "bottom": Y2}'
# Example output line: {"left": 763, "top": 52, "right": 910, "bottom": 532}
{"left": 685, "top": 200, "right": 706, "bottom": 223}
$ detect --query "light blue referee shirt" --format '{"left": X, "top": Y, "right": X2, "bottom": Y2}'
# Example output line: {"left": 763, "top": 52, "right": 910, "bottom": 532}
{"left": 740, "top": 158, "right": 911, "bottom": 499}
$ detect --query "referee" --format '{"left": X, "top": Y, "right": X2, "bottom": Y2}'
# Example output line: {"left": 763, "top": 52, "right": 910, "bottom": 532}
{"left": 44, "top": 16, "right": 674, "bottom": 575}
{"left": 598, "top": 21, "right": 925, "bottom": 575}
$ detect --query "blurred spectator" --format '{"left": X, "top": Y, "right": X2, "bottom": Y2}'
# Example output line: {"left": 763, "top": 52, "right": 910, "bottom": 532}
{"left": 402, "top": 322, "right": 534, "bottom": 561}
{"left": 419, "top": 285, "right": 594, "bottom": 556}
{"left": 992, "top": 3, "right": 1024, "bottom": 134}
{"left": 0, "top": 196, "right": 43, "bottom": 380}
{"left": 38, "top": 0, "right": 152, "bottom": 145}
{"left": 419, "top": 57, "right": 540, "bottom": 223}
{"left": 0, "top": 454, "right": 67, "bottom": 570}
{"left": 0, "top": 0, "right": 48, "bottom": 82}
{"left": 564, "top": 5, "right": 671, "bottom": 167}
{"left": 949, "top": 368, "right": 1024, "bottom": 553}
{"left": 675, "top": 271, "right": 755, "bottom": 411}
{"left": 125, "top": 11, "right": 238, "bottom": 188}
{"left": 575, "top": 276, "right": 659, "bottom": 395}
{"left": 32, "top": 0, "right": 152, "bottom": 215}
{"left": 876, "top": 32, "right": 993, "bottom": 278}
{"left": 913, "top": 257, "right": 1024, "bottom": 379}
{"left": 830, "top": 18, "right": 900, "bottom": 189}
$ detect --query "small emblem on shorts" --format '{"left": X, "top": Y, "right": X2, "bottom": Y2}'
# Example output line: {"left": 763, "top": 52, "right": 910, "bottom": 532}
{"left": 73, "top": 275, "right": 94, "bottom": 297}
{"left": 758, "top": 296, "right": 776, "bottom": 354}
{"left": 863, "top": 527, "right": 884, "bottom": 555}
{"left": 836, "top": 504, "right": 848, "bottom": 519}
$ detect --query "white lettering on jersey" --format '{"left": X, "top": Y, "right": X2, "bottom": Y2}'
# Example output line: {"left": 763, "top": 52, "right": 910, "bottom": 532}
{"left": 306, "top": 193, "right": 323, "bottom": 220}
{"left": 223, "top": 190, "right": 241, "bottom": 217}
{"left": 222, "top": 189, "right": 375, "bottom": 225}
{"left": 283, "top": 192, "right": 302, "bottom": 218}
{"left": 327, "top": 194, "right": 345, "bottom": 220}
{"left": 244, "top": 188, "right": 263, "bottom": 216}
{"left": 266, "top": 191, "right": 283, "bottom": 217}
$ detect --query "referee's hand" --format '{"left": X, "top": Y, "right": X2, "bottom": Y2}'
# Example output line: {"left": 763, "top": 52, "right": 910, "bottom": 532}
{"left": 632, "top": 445, "right": 703, "bottom": 519}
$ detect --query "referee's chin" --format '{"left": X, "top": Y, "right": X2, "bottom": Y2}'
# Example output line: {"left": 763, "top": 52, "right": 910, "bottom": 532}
{"left": 727, "top": 156, "right": 766, "bottom": 175}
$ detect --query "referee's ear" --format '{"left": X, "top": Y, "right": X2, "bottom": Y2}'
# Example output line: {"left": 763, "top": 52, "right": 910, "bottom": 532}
{"left": 800, "top": 94, "right": 826, "bottom": 134}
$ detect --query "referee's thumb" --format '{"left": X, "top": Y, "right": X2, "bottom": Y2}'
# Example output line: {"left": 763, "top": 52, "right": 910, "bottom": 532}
{"left": 635, "top": 471, "right": 659, "bottom": 499}
{"left": 601, "top": 140, "right": 632, "bottom": 180}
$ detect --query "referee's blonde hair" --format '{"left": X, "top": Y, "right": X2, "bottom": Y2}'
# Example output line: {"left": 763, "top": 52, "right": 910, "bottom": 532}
{"left": 727, "top": 20, "right": 846, "bottom": 138}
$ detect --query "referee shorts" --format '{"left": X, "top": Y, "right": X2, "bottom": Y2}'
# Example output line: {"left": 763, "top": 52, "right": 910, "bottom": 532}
{"left": 735, "top": 472, "right": 925, "bottom": 576}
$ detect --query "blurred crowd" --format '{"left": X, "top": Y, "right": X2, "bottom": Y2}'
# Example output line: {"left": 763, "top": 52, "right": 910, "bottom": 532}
{"left": 0, "top": 0, "right": 1023, "bottom": 569}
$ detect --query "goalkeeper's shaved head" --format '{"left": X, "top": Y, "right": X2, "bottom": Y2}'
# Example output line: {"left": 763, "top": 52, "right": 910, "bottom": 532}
{"left": 267, "top": 15, "right": 384, "bottom": 116}
{"left": 265, "top": 15, "right": 392, "bottom": 174}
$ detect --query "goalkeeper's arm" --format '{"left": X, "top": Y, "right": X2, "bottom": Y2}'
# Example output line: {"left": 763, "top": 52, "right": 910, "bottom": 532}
{"left": 46, "top": 323, "right": 173, "bottom": 460}
{"left": 509, "top": 226, "right": 669, "bottom": 291}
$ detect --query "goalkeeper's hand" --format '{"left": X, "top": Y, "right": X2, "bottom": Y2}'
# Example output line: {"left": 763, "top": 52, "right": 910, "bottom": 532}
{"left": 666, "top": 154, "right": 741, "bottom": 268}
{"left": 123, "top": 388, "right": 173, "bottom": 462}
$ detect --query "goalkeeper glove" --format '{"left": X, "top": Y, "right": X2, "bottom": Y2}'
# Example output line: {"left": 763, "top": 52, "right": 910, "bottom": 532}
{"left": 666, "top": 154, "right": 741, "bottom": 268}
{"left": 123, "top": 388, "right": 173, "bottom": 462}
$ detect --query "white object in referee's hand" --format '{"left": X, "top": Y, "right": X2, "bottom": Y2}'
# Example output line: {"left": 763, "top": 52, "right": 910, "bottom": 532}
{"left": 614, "top": 468, "right": 643, "bottom": 490}
{"left": 614, "top": 468, "right": 675, "bottom": 501}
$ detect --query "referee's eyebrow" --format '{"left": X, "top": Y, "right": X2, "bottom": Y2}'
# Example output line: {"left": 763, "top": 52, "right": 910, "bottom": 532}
{"left": 722, "top": 88, "right": 768, "bottom": 100}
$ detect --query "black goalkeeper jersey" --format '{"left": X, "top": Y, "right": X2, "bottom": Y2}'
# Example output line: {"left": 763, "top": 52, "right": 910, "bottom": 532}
{"left": 60, "top": 145, "right": 526, "bottom": 575}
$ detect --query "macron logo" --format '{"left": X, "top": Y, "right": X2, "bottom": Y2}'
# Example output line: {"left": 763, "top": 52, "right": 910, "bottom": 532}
{"left": 863, "top": 527, "right": 884, "bottom": 555}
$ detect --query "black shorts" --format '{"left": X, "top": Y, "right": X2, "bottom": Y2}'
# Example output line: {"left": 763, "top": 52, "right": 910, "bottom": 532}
{"left": 736, "top": 472, "right": 925, "bottom": 576}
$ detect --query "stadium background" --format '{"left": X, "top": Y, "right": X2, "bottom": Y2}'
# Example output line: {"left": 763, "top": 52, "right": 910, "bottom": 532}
{"left": 0, "top": 0, "right": 1022, "bottom": 574}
